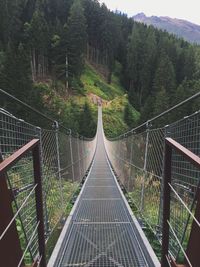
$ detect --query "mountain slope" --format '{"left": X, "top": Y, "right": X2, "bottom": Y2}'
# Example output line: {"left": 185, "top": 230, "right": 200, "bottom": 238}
{"left": 35, "top": 63, "right": 140, "bottom": 138}
{"left": 133, "top": 13, "right": 200, "bottom": 44}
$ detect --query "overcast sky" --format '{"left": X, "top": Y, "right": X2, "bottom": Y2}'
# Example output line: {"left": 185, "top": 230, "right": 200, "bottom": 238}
{"left": 99, "top": 0, "right": 200, "bottom": 25}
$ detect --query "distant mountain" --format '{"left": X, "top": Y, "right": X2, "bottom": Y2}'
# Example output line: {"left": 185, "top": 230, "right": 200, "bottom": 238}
{"left": 133, "top": 13, "right": 200, "bottom": 44}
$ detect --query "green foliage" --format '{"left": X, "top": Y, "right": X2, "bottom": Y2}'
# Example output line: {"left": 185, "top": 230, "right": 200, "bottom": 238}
{"left": 153, "top": 52, "right": 176, "bottom": 97}
{"left": 0, "top": 44, "right": 32, "bottom": 101}
{"left": 103, "top": 96, "right": 135, "bottom": 138}
{"left": 27, "top": 80, "right": 97, "bottom": 136}
{"left": 16, "top": 219, "right": 32, "bottom": 265}
{"left": 170, "top": 79, "right": 200, "bottom": 120}
{"left": 30, "top": 9, "right": 49, "bottom": 52}
{"left": 67, "top": 0, "right": 87, "bottom": 82}
{"left": 153, "top": 87, "right": 169, "bottom": 116}
{"left": 81, "top": 63, "right": 140, "bottom": 138}
{"left": 103, "top": 109, "right": 128, "bottom": 138}
{"left": 126, "top": 192, "right": 162, "bottom": 259}
{"left": 124, "top": 102, "right": 140, "bottom": 128}
{"left": 10, "top": 157, "right": 79, "bottom": 264}
{"left": 79, "top": 101, "right": 96, "bottom": 138}
{"left": 81, "top": 64, "right": 124, "bottom": 100}
{"left": 0, "top": 0, "right": 199, "bottom": 134}
{"left": 0, "top": 51, "right": 5, "bottom": 71}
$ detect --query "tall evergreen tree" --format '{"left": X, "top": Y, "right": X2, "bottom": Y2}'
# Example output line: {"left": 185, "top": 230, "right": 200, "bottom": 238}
{"left": 124, "top": 102, "right": 139, "bottom": 128}
{"left": 126, "top": 25, "right": 143, "bottom": 109}
{"left": 140, "top": 29, "right": 157, "bottom": 103}
{"left": 67, "top": 0, "right": 87, "bottom": 83}
{"left": 29, "top": 8, "right": 49, "bottom": 80}
{"left": 79, "top": 102, "right": 96, "bottom": 138}
{"left": 0, "top": 0, "right": 22, "bottom": 47}
{"left": 0, "top": 44, "right": 32, "bottom": 101}
{"left": 153, "top": 52, "right": 176, "bottom": 98}
{"left": 99, "top": 6, "right": 120, "bottom": 83}
{"left": 83, "top": 0, "right": 102, "bottom": 48}
{"left": 153, "top": 86, "right": 169, "bottom": 119}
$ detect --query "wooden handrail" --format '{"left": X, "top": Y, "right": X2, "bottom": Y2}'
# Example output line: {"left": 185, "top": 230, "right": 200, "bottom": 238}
{"left": 161, "top": 137, "right": 200, "bottom": 267}
{"left": 0, "top": 139, "right": 39, "bottom": 175}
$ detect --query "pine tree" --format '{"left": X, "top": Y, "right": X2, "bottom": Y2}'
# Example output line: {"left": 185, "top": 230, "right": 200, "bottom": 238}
{"left": 140, "top": 96, "right": 155, "bottom": 122}
{"left": 67, "top": 0, "right": 87, "bottom": 83}
{"left": 126, "top": 25, "right": 142, "bottom": 109}
{"left": 29, "top": 6, "right": 49, "bottom": 81}
{"left": 79, "top": 102, "right": 96, "bottom": 138}
{"left": 140, "top": 29, "right": 157, "bottom": 104}
{"left": 99, "top": 7, "right": 120, "bottom": 83}
{"left": 0, "top": 44, "right": 32, "bottom": 102}
{"left": 0, "top": 0, "right": 22, "bottom": 47}
{"left": 83, "top": 0, "right": 102, "bottom": 48}
{"left": 153, "top": 87, "right": 169, "bottom": 116}
{"left": 124, "top": 102, "right": 139, "bottom": 128}
{"left": 153, "top": 52, "right": 176, "bottom": 98}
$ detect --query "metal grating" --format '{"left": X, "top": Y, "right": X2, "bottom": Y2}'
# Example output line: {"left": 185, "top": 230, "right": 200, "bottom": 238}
{"left": 89, "top": 172, "right": 114, "bottom": 178}
{"left": 56, "top": 107, "right": 158, "bottom": 267}
{"left": 86, "top": 178, "right": 116, "bottom": 187}
{"left": 82, "top": 186, "right": 121, "bottom": 199}
{"left": 59, "top": 223, "right": 148, "bottom": 267}
{"left": 74, "top": 199, "right": 130, "bottom": 223}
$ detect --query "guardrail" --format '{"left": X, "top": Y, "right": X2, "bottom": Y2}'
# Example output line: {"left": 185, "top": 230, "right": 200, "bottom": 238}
{"left": 0, "top": 89, "right": 97, "bottom": 265}
{"left": 104, "top": 92, "right": 200, "bottom": 262}
{"left": 161, "top": 138, "right": 200, "bottom": 267}
{"left": 0, "top": 139, "right": 46, "bottom": 267}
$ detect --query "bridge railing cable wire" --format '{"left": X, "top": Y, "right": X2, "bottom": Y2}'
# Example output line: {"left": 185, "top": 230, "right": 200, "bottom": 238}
{"left": 104, "top": 93, "right": 200, "bottom": 265}
{"left": 0, "top": 90, "right": 97, "bottom": 266}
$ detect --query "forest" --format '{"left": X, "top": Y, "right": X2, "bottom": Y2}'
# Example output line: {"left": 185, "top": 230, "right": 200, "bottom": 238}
{"left": 0, "top": 0, "right": 200, "bottom": 136}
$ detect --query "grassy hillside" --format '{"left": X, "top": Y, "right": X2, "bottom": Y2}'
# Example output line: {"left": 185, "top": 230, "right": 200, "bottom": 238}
{"left": 81, "top": 63, "right": 140, "bottom": 138}
{"left": 34, "top": 62, "right": 140, "bottom": 138}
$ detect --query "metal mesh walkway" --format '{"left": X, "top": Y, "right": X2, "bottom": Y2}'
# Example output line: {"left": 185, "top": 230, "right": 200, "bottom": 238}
{"left": 51, "top": 107, "right": 159, "bottom": 267}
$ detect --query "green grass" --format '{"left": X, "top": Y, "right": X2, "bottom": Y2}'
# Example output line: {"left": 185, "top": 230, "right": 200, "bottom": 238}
{"left": 81, "top": 64, "right": 124, "bottom": 101}
{"left": 126, "top": 172, "right": 194, "bottom": 264}
{"left": 36, "top": 61, "right": 140, "bottom": 138}
{"left": 125, "top": 192, "right": 162, "bottom": 260}
{"left": 82, "top": 63, "right": 141, "bottom": 138}
{"left": 81, "top": 63, "right": 140, "bottom": 138}
{"left": 8, "top": 159, "right": 80, "bottom": 265}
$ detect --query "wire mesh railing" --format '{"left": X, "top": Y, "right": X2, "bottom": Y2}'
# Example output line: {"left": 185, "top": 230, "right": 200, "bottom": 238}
{"left": 104, "top": 93, "right": 200, "bottom": 264}
{"left": 161, "top": 138, "right": 200, "bottom": 267}
{"left": 0, "top": 139, "right": 45, "bottom": 267}
{"left": 0, "top": 91, "right": 97, "bottom": 266}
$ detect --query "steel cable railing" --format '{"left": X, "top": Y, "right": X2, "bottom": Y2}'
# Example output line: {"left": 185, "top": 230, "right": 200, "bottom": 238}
{"left": 104, "top": 93, "right": 200, "bottom": 264}
{"left": 0, "top": 90, "right": 97, "bottom": 266}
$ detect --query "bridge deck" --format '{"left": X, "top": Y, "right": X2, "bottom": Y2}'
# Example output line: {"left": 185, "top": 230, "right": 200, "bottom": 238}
{"left": 49, "top": 107, "right": 159, "bottom": 267}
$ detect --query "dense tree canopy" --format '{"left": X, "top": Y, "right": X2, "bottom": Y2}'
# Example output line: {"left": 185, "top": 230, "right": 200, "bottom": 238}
{"left": 0, "top": 0, "right": 199, "bottom": 127}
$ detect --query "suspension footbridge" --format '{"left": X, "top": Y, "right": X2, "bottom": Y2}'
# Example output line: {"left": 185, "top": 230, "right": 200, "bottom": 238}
{"left": 48, "top": 107, "right": 159, "bottom": 267}
{"left": 0, "top": 89, "right": 200, "bottom": 267}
